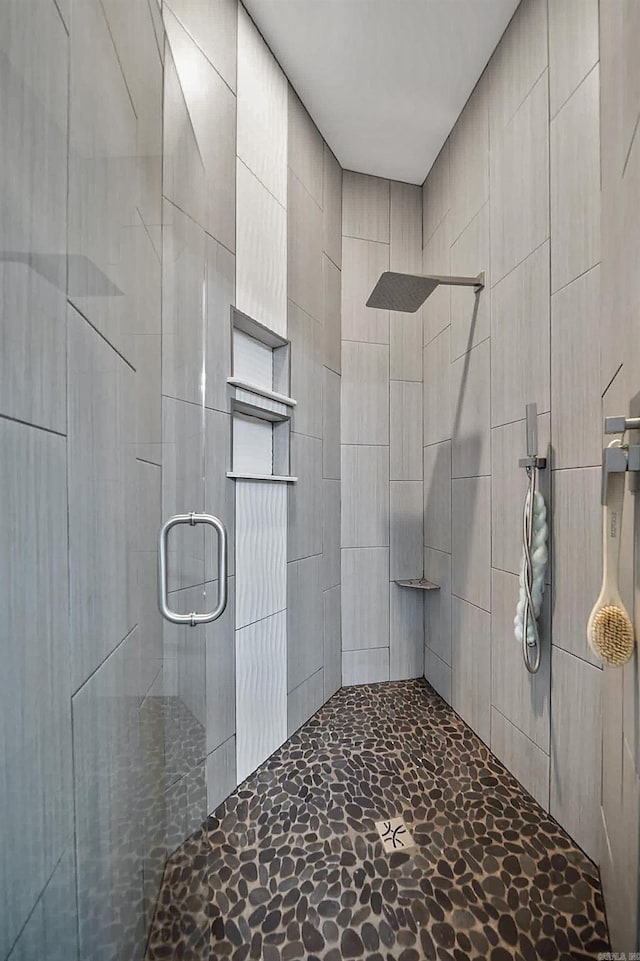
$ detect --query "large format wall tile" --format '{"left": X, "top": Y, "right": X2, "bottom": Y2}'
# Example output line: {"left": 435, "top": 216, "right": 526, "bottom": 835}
{"left": 343, "top": 172, "right": 390, "bottom": 242}
{"left": 390, "top": 314, "right": 422, "bottom": 382}
{"left": 342, "top": 648, "right": 389, "bottom": 686}
{"left": 205, "top": 234, "right": 235, "bottom": 414}
{"left": 490, "top": 72, "right": 549, "bottom": 285}
{"left": 451, "top": 597, "right": 491, "bottom": 744}
{"left": 491, "top": 708, "right": 550, "bottom": 810}
{"left": 236, "top": 481, "right": 287, "bottom": 628}
{"left": 390, "top": 381, "right": 422, "bottom": 480}
{"left": 68, "top": 308, "right": 136, "bottom": 690}
{"left": 323, "top": 586, "right": 342, "bottom": 699}
{"left": 236, "top": 611, "right": 287, "bottom": 783}
{"left": 68, "top": 0, "right": 139, "bottom": 364}
{"left": 450, "top": 204, "right": 490, "bottom": 361}
{"left": 289, "top": 433, "right": 323, "bottom": 560}
{"left": 491, "top": 414, "right": 551, "bottom": 577}
{"left": 206, "top": 576, "right": 236, "bottom": 756}
{"left": 0, "top": 0, "right": 68, "bottom": 433}
{"left": 288, "top": 89, "right": 323, "bottom": 206}
{"left": 451, "top": 476, "right": 491, "bottom": 612}
{"left": 422, "top": 216, "right": 451, "bottom": 346}
{"left": 390, "top": 481, "right": 423, "bottom": 580}
{"left": 424, "top": 548, "right": 453, "bottom": 665}
{"left": 162, "top": 396, "right": 206, "bottom": 593}
{"left": 288, "top": 668, "right": 324, "bottom": 735}
{"left": 491, "top": 242, "right": 550, "bottom": 427}
{"left": 341, "top": 341, "right": 389, "bottom": 445}
{"left": 423, "top": 646, "right": 452, "bottom": 704}
{"left": 341, "top": 446, "right": 389, "bottom": 548}
{"left": 551, "top": 266, "right": 601, "bottom": 468}
{"left": 423, "top": 327, "right": 451, "bottom": 446}
{"left": 236, "top": 160, "right": 287, "bottom": 336}
{"left": 0, "top": 420, "right": 72, "bottom": 958}
{"left": 323, "top": 254, "right": 342, "bottom": 374}
{"left": 323, "top": 145, "right": 342, "bottom": 268}
{"left": 162, "top": 199, "right": 206, "bottom": 407}
{"left": 548, "top": 0, "right": 599, "bottom": 117}
{"left": 163, "top": 582, "right": 208, "bottom": 730}
{"left": 100, "top": 0, "right": 163, "bottom": 248}
{"left": 289, "top": 301, "right": 322, "bottom": 439}
{"left": 550, "top": 66, "right": 600, "bottom": 293}
{"left": 341, "top": 548, "right": 390, "bottom": 651}
{"left": 390, "top": 582, "right": 424, "bottom": 681}
{"left": 288, "top": 555, "right": 324, "bottom": 692}
{"left": 422, "top": 141, "right": 450, "bottom": 245}
{"left": 288, "top": 173, "right": 323, "bottom": 321}
{"left": 390, "top": 182, "right": 422, "bottom": 273}
{"left": 166, "top": 0, "right": 237, "bottom": 92}
{"left": 424, "top": 441, "right": 452, "bottom": 553}
{"left": 451, "top": 338, "right": 491, "bottom": 479}
{"left": 101, "top": 0, "right": 163, "bottom": 249}
{"left": 163, "top": 6, "right": 236, "bottom": 250}
{"left": 487, "top": 0, "right": 548, "bottom": 139}
{"left": 207, "top": 736, "right": 237, "bottom": 816}
{"left": 135, "top": 461, "right": 163, "bottom": 695}
{"left": 132, "top": 214, "right": 162, "bottom": 465}
{"left": 236, "top": 4, "right": 287, "bottom": 204}
{"left": 323, "top": 479, "right": 341, "bottom": 590}
{"left": 448, "top": 78, "right": 489, "bottom": 243}
{"left": 550, "top": 647, "right": 602, "bottom": 861}
{"left": 601, "top": 730, "right": 640, "bottom": 951}
{"left": 341, "top": 237, "right": 389, "bottom": 344}
{"left": 552, "top": 467, "right": 602, "bottom": 666}
{"left": 163, "top": 44, "right": 206, "bottom": 226}
{"left": 491, "top": 569, "right": 551, "bottom": 751}
{"left": 322, "top": 366, "right": 341, "bottom": 479}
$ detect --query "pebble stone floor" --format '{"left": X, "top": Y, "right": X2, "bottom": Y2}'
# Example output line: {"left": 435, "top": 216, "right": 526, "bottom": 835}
{"left": 146, "top": 679, "right": 610, "bottom": 961}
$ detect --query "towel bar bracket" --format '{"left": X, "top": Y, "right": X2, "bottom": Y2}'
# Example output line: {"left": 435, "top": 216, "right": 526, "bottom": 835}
{"left": 518, "top": 456, "right": 547, "bottom": 470}
{"left": 603, "top": 416, "right": 640, "bottom": 495}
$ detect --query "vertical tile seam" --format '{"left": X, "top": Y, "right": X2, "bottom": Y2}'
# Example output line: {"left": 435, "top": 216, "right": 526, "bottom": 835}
{"left": 545, "top": 0, "right": 554, "bottom": 815}
{"left": 64, "top": 11, "right": 82, "bottom": 952}
{"left": 387, "top": 177, "right": 392, "bottom": 674}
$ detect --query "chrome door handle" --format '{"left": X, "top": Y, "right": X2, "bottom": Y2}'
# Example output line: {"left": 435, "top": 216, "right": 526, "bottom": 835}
{"left": 158, "top": 513, "right": 228, "bottom": 626}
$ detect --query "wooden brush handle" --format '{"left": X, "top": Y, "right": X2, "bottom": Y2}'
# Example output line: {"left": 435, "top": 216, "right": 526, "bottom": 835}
{"left": 602, "top": 468, "right": 625, "bottom": 603}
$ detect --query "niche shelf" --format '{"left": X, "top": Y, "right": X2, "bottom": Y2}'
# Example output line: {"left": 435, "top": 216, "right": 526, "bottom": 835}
{"left": 394, "top": 578, "right": 440, "bottom": 591}
{"left": 226, "top": 307, "right": 297, "bottom": 483}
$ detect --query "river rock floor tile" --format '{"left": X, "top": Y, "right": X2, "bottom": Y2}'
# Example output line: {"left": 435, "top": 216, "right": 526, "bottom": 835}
{"left": 146, "top": 679, "right": 609, "bottom": 961}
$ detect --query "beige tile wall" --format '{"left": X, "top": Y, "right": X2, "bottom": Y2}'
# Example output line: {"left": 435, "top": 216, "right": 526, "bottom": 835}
{"left": 599, "top": 0, "right": 640, "bottom": 949}
{"left": 419, "top": 1, "right": 639, "bottom": 944}
{"left": 286, "top": 87, "right": 344, "bottom": 729}
{"left": 340, "top": 174, "right": 424, "bottom": 684}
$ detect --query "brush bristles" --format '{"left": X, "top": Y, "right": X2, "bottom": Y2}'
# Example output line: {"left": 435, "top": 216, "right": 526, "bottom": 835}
{"left": 591, "top": 606, "right": 635, "bottom": 665}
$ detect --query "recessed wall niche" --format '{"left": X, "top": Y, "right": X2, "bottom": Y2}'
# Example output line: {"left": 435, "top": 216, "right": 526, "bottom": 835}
{"left": 227, "top": 307, "right": 297, "bottom": 482}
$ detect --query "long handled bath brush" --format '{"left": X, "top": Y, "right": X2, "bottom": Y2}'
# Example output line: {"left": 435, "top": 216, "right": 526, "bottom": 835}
{"left": 587, "top": 441, "right": 635, "bottom": 665}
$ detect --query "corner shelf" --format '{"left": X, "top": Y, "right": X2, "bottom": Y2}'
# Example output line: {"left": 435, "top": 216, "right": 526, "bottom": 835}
{"left": 226, "top": 472, "right": 298, "bottom": 483}
{"left": 394, "top": 578, "right": 440, "bottom": 591}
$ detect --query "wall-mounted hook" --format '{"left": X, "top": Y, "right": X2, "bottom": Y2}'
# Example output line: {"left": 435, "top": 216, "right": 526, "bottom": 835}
{"left": 603, "top": 416, "right": 640, "bottom": 495}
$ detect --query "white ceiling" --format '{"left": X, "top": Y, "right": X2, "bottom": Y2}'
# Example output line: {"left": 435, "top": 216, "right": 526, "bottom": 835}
{"left": 243, "top": 0, "right": 520, "bottom": 185}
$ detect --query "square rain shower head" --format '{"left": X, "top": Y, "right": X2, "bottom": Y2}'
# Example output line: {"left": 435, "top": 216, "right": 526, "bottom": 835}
{"left": 366, "top": 270, "right": 485, "bottom": 312}
{"left": 366, "top": 271, "right": 439, "bottom": 312}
